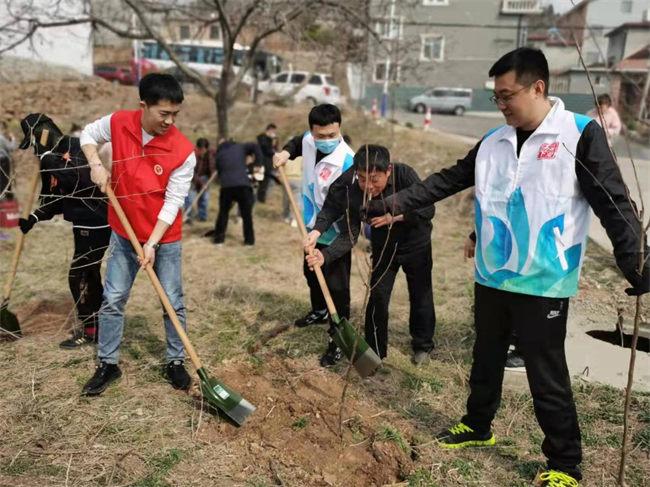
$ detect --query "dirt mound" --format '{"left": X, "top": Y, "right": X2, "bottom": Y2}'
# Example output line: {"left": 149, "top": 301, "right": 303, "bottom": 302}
{"left": 185, "top": 356, "right": 415, "bottom": 486}
{"left": 0, "top": 77, "right": 138, "bottom": 129}
{"left": 0, "top": 56, "right": 87, "bottom": 84}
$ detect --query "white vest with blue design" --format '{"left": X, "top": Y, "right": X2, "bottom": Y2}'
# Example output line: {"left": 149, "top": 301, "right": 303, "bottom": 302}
{"left": 474, "top": 97, "right": 592, "bottom": 298}
{"left": 301, "top": 132, "right": 355, "bottom": 245}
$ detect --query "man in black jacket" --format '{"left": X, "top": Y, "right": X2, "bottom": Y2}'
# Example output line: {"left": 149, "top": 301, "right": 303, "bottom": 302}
{"left": 304, "top": 145, "right": 436, "bottom": 365}
{"left": 367, "top": 48, "right": 649, "bottom": 486}
{"left": 213, "top": 139, "right": 262, "bottom": 246}
{"left": 17, "top": 113, "right": 110, "bottom": 349}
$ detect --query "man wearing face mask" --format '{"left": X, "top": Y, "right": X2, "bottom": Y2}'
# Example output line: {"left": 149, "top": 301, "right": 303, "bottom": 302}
{"left": 273, "top": 104, "right": 355, "bottom": 367}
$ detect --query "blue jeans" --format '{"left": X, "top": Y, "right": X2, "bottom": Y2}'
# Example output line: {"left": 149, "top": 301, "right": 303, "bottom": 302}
{"left": 98, "top": 232, "right": 186, "bottom": 364}
{"left": 184, "top": 175, "right": 209, "bottom": 221}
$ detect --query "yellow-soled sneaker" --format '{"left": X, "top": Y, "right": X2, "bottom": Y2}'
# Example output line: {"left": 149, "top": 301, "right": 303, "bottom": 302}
{"left": 534, "top": 470, "right": 579, "bottom": 486}
{"left": 435, "top": 422, "right": 496, "bottom": 449}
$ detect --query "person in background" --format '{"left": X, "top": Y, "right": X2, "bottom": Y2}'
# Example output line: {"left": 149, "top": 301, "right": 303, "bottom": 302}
{"left": 17, "top": 113, "right": 110, "bottom": 349}
{"left": 587, "top": 94, "right": 621, "bottom": 138}
{"left": 0, "top": 120, "right": 17, "bottom": 201}
{"left": 69, "top": 123, "right": 82, "bottom": 138}
{"left": 184, "top": 137, "right": 214, "bottom": 223}
{"left": 256, "top": 123, "right": 280, "bottom": 203}
{"left": 213, "top": 138, "right": 262, "bottom": 246}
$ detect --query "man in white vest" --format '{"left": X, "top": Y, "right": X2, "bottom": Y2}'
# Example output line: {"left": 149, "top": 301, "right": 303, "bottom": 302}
{"left": 367, "top": 48, "right": 649, "bottom": 486}
{"left": 274, "top": 104, "right": 355, "bottom": 367}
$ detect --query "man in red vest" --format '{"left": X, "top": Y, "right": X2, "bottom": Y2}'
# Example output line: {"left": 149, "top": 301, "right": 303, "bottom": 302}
{"left": 79, "top": 73, "right": 196, "bottom": 396}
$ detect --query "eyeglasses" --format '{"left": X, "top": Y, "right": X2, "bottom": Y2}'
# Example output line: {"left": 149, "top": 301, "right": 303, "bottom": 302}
{"left": 489, "top": 83, "right": 533, "bottom": 106}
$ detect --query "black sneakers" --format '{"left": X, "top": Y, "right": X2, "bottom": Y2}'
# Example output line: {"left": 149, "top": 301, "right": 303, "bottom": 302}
{"left": 59, "top": 330, "right": 96, "bottom": 349}
{"left": 435, "top": 422, "right": 496, "bottom": 449}
{"left": 505, "top": 348, "right": 526, "bottom": 371}
{"left": 294, "top": 309, "right": 329, "bottom": 328}
{"left": 165, "top": 360, "right": 191, "bottom": 390}
{"left": 81, "top": 362, "right": 122, "bottom": 396}
{"left": 319, "top": 341, "right": 343, "bottom": 367}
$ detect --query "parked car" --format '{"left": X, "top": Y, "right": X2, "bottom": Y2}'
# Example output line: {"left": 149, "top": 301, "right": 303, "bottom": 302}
{"left": 409, "top": 87, "right": 472, "bottom": 116}
{"left": 258, "top": 71, "right": 341, "bottom": 104}
{"left": 94, "top": 65, "right": 135, "bottom": 85}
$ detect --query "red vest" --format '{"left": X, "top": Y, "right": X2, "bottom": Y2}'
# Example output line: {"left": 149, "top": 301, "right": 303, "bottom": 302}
{"left": 108, "top": 110, "right": 194, "bottom": 243}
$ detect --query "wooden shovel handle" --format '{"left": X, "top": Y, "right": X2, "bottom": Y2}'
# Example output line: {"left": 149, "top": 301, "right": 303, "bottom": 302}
{"left": 182, "top": 171, "right": 217, "bottom": 220}
{"left": 277, "top": 165, "right": 338, "bottom": 318}
{"left": 105, "top": 185, "right": 204, "bottom": 371}
{"left": 2, "top": 167, "right": 42, "bottom": 302}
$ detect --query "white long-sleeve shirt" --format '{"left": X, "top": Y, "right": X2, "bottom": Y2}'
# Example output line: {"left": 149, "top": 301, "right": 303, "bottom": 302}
{"left": 80, "top": 114, "right": 196, "bottom": 225}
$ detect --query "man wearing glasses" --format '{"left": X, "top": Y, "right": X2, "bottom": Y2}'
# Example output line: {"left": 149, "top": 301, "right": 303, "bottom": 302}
{"left": 367, "top": 47, "right": 648, "bottom": 486}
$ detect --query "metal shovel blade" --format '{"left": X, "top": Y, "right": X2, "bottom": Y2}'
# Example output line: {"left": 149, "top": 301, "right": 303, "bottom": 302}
{"left": 330, "top": 317, "right": 382, "bottom": 378}
{"left": 0, "top": 301, "right": 22, "bottom": 340}
{"left": 197, "top": 368, "right": 256, "bottom": 426}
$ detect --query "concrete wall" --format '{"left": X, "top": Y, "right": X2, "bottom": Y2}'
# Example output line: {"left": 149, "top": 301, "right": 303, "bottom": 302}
{"left": 0, "top": 0, "right": 93, "bottom": 75}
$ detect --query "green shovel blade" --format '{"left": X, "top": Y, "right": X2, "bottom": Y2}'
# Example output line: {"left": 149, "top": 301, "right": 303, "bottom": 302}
{"left": 0, "top": 302, "right": 22, "bottom": 340}
{"left": 197, "top": 368, "right": 255, "bottom": 426}
{"left": 330, "top": 316, "right": 382, "bottom": 378}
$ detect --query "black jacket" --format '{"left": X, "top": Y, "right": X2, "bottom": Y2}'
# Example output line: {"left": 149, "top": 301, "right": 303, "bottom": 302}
{"left": 215, "top": 141, "right": 262, "bottom": 188}
{"left": 381, "top": 120, "right": 648, "bottom": 291}
{"left": 314, "top": 163, "right": 435, "bottom": 264}
{"left": 257, "top": 133, "right": 276, "bottom": 170}
{"left": 35, "top": 136, "right": 107, "bottom": 227}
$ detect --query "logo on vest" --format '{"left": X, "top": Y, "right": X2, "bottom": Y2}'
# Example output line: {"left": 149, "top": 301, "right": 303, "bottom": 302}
{"left": 153, "top": 164, "right": 163, "bottom": 176}
{"left": 319, "top": 167, "right": 332, "bottom": 181}
{"left": 537, "top": 142, "right": 559, "bottom": 160}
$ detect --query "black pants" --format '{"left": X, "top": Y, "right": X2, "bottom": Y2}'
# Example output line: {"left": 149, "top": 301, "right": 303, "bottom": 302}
{"left": 0, "top": 155, "right": 12, "bottom": 199}
{"left": 463, "top": 283, "right": 582, "bottom": 480}
{"left": 69, "top": 226, "right": 111, "bottom": 337}
{"left": 365, "top": 244, "right": 436, "bottom": 359}
{"left": 214, "top": 186, "right": 255, "bottom": 245}
{"left": 257, "top": 167, "right": 280, "bottom": 203}
{"left": 303, "top": 243, "right": 351, "bottom": 333}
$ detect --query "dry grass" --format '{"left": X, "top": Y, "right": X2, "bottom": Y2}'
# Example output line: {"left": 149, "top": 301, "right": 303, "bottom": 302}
{"left": 0, "top": 86, "right": 648, "bottom": 486}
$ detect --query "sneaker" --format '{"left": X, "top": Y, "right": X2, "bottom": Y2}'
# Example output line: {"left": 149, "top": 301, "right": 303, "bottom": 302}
{"left": 411, "top": 349, "right": 432, "bottom": 366}
{"left": 505, "top": 349, "right": 525, "bottom": 371}
{"left": 294, "top": 309, "right": 329, "bottom": 328}
{"left": 81, "top": 362, "right": 122, "bottom": 396}
{"left": 165, "top": 360, "right": 191, "bottom": 390}
{"left": 319, "top": 341, "right": 343, "bottom": 367}
{"left": 59, "top": 331, "right": 96, "bottom": 349}
{"left": 435, "top": 422, "right": 496, "bottom": 449}
{"left": 534, "top": 470, "right": 579, "bottom": 486}
{"left": 290, "top": 219, "right": 298, "bottom": 228}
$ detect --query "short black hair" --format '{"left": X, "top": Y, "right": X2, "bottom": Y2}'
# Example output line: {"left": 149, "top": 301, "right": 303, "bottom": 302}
{"left": 308, "top": 104, "right": 341, "bottom": 128}
{"left": 196, "top": 137, "right": 209, "bottom": 149}
{"left": 353, "top": 144, "right": 391, "bottom": 172}
{"left": 139, "top": 73, "right": 184, "bottom": 105}
{"left": 597, "top": 94, "right": 612, "bottom": 105}
{"left": 489, "top": 47, "right": 549, "bottom": 96}
{"left": 266, "top": 123, "right": 277, "bottom": 130}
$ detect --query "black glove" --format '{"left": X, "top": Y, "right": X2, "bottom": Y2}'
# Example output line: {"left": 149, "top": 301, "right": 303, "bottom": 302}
{"left": 18, "top": 214, "right": 37, "bottom": 234}
{"left": 618, "top": 253, "right": 650, "bottom": 296}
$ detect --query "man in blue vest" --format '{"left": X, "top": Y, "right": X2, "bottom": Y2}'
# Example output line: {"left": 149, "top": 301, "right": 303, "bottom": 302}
{"left": 274, "top": 104, "right": 355, "bottom": 367}
{"left": 367, "top": 48, "right": 649, "bottom": 486}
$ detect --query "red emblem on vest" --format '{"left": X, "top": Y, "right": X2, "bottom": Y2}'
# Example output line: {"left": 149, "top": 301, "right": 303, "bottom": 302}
{"left": 153, "top": 164, "right": 163, "bottom": 175}
{"left": 537, "top": 142, "right": 559, "bottom": 160}
{"left": 319, "top": 167, "right": 332, "bottom": 181}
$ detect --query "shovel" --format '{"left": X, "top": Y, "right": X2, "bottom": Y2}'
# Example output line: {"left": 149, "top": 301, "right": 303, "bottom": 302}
{"left": 105, "top": 185, "right": 255, "bottom": 425}
{"left": 1, "top": 158, "right": 43, "bottom": 339}
{"left": 277, "top": 165, "right": 382, "bottom": 378}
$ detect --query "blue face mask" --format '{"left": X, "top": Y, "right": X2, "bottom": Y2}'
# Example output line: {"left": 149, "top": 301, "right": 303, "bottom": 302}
{"left": 314, "top": 137, "right": 340, "bottom": 154}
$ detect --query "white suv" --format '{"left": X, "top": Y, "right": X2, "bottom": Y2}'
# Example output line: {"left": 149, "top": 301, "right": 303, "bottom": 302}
{"left": 259, "top": 71, "right": 341, "bottom": 104}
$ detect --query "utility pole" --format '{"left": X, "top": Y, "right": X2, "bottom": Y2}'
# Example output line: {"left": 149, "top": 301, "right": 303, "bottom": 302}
{"left": 381, "top": 0, "right": 396, "bottom": 118}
